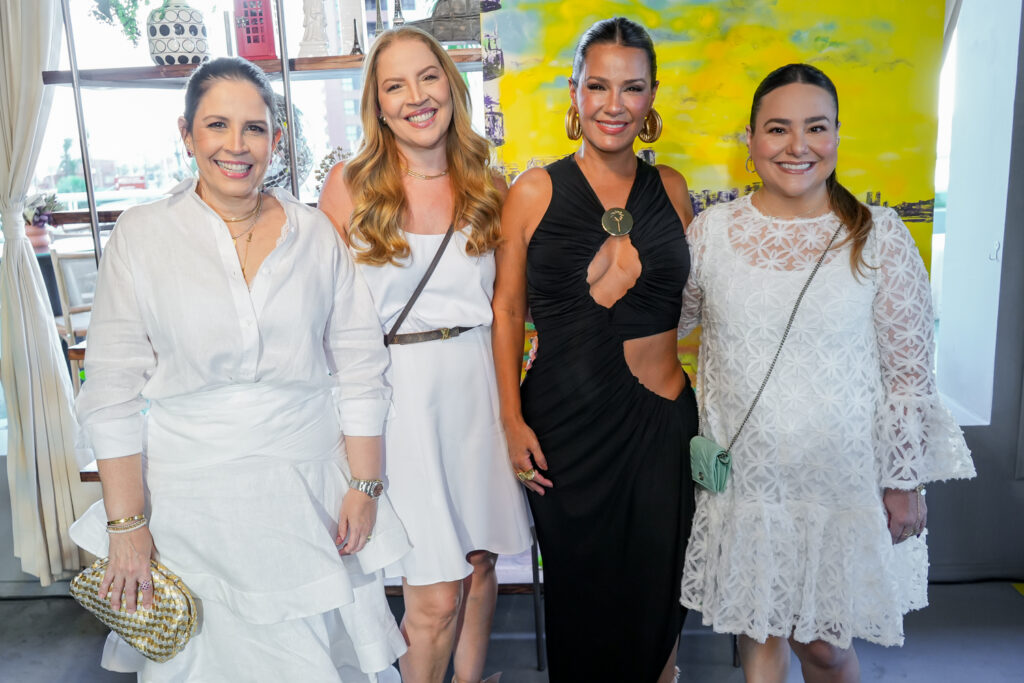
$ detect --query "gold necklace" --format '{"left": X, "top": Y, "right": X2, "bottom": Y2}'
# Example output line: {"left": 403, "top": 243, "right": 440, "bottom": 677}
{"left": 405, "top": 167, "right": 449, "bottom": 180}
{"left": 220, "top": 192, "right": 263, "bottom": 223}
{"left": 229, "top": 193, "right": 263, "bottom": 242}
{"left": 236, "top": 196, "right": 264, "bottom": 280}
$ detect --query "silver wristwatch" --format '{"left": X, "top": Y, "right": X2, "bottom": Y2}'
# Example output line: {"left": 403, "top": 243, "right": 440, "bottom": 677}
{"left": 350, "top": 478, "right": 384, "bottom": 499}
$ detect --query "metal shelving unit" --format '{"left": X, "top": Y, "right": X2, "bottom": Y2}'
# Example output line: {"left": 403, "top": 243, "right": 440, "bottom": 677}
{"left": 52, "top": 0, "right": 481, "bottom": 261}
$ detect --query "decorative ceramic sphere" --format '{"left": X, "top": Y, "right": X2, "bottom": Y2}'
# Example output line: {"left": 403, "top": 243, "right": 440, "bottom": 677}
{"left": 147, "top": 2, "right": 210, "bottom": 66}
{"left": 264, "top": 94, "right": 313, "bottom": 190}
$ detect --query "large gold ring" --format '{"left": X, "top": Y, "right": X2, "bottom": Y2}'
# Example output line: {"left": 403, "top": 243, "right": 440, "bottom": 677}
{"left": 516, "top": 469, "right": 537, "bottom": 482}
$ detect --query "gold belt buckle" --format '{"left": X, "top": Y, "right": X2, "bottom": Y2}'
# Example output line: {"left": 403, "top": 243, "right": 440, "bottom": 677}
{"left": 440, "top": 327, "right": 451, "bottom": 340}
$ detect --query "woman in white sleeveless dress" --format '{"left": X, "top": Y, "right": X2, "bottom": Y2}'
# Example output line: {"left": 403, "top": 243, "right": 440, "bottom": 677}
{"left": 319, "top": 27, "right": 531, "bottom": 683}
{"left": 678, "top": 64, "right": 975, "bottom": 682}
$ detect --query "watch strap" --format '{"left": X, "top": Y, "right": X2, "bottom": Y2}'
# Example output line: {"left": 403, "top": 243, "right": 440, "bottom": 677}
{"left": 349, "top": 478, "right": 384, "bottom": 498}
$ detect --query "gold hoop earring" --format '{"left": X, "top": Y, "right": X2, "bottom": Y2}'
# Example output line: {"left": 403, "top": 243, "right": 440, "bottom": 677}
{"left": 745, "top": 155, "right": 756, "bottom": 173}
{"left": 638, "top": 109, "right": 662, "bottom": 144}
{"left": 565, "top": 105, "right": 582, "bottom": 141}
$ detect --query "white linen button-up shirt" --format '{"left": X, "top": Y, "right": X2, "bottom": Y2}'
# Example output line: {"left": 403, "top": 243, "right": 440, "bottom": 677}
{"left": 77, "top": 179, "right": 391, "bottom": 460}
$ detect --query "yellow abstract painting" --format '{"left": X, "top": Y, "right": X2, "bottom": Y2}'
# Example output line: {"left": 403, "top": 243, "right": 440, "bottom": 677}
{"left": 480, "top": 0, "right": 944, "bottom": 374}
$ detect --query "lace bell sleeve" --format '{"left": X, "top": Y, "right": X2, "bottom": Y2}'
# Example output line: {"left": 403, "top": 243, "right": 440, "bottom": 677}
{"left": 871, "top": 208, "right": 975, "bottom": 489}
{"left": 678, "top": 209, "right": 710, "bottom": 338}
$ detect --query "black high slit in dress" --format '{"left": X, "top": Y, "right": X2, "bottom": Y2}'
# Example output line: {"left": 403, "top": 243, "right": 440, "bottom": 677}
{"left": 522, "top": 155, "right": 698, "bottom": 682}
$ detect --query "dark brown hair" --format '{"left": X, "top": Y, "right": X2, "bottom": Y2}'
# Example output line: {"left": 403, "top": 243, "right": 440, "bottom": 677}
{"left": 750, "top": 63, "right": 873, "bottom": 275}
{"left": 571, "top": 17, "right": 657, "bottom": 85}
{"left": 182, "top": 56, "right": 279, "bottom": 134}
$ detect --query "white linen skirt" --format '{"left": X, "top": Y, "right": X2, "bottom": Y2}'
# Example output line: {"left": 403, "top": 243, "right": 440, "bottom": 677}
{"left": 71, "top": 384, "right": 410, "bottom": 681}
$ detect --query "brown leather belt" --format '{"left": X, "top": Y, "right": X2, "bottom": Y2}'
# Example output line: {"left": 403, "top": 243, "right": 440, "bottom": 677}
{"left": 386, "top": 326, "right": 477, "bottom": 346}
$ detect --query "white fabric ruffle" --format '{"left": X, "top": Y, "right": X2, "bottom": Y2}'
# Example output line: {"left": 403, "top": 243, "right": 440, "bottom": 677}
{"left": 70, "top": 384, "right": 410, "bottom": 679}
{"left": 875, "top": 395, "right": 976, "bottom": 489}
{"left": 681, "top": 492, "right": 928, "bottom": 648}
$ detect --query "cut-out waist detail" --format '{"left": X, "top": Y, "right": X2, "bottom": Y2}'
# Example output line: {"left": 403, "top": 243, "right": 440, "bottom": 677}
{"left": 623, "top": 329, "right": 688, "bottom": 401}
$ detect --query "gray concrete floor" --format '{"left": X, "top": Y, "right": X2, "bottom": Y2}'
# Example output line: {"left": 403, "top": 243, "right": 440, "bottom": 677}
{"left": 1, "top": 582, "right": 1022, "bottom": 682}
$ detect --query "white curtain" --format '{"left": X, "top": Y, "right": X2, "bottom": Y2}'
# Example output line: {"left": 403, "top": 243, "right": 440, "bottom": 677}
{"left": 1, "top": 0, "right": 100, "bottom": 586}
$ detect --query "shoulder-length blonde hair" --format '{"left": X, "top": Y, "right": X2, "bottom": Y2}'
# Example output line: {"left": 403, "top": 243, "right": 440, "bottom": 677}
{"left": 343, "top": 26, "right": 502, "bottom": 266}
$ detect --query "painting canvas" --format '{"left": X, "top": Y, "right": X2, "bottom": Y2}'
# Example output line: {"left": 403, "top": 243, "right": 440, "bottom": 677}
{"left": 481, "top": 0, "right": 945, "bottom": 374}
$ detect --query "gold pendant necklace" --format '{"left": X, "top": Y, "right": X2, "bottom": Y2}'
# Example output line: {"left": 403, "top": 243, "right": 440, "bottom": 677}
{"left": 235, "top": 195, "right": 264, "bottom": 280}
{"left": 230, "top": 194, "right": 263, "bottom": 243}
{"left": 241, "top": 231, "right": 255, "bottom": 280}
{"left": 405, "top": 168, "right": 449, "bottom": 180}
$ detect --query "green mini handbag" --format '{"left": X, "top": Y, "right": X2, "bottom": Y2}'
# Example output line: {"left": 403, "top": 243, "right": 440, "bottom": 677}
{"left": 689, "top": 436, "right": 731, "bottom": 493}
{"left": 689, "top": 219, "right": 843, "bottom": 494}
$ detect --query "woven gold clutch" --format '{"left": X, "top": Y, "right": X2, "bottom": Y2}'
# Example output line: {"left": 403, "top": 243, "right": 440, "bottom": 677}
{"left": 70, "top": 558, "right": 198, "bottom": 662}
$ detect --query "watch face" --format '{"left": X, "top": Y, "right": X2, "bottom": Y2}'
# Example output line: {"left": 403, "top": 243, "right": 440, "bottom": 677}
{"left": 370, "top": 481, "right": 384, "bottom": 497}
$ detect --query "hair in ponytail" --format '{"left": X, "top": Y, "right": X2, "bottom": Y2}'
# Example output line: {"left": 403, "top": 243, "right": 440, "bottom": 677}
{"left": 750, "top": 63, "right": 874, "bottom": 276}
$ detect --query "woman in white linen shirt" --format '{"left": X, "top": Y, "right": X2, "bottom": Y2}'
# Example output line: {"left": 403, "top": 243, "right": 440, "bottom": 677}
{"left": 71, "top": 57, "right": 408, "bottom": 681}
{"left": 678, "top": 63, "right": 975, "bottom": 682}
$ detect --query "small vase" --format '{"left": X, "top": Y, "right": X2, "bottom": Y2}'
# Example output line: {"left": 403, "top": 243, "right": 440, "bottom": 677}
{"left": 147, "top": 1, "right": 210, "bottom": 66}
{"left": 25, "top": 223, "right": 51, "bottom": 253}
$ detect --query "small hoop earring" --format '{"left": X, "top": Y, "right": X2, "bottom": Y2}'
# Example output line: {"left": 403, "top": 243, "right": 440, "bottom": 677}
{"left": 745, "top": 155, "right": 756, "bottom": 173}
{"left": 565, "top": 105, "right": 582, "bottom": 141}
{"left": 637, "top": 108, "right": 662, "bottom": 144}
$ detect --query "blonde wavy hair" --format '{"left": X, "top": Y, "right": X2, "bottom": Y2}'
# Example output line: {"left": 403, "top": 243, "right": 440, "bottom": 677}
{"left": 344, "top": 26, "right": 502, "bottom": 265}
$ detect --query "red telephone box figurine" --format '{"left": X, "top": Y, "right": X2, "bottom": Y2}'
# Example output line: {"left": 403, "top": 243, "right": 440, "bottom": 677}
{"left": 234, "top": 0, "right": 278, "bottom": 60}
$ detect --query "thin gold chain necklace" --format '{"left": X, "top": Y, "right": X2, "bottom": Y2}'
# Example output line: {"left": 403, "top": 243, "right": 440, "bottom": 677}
{"left": 197, "top": 183, "right": 263, "bottom": 223}
{"left": 221, "top": 192, "right": 262, "bottom": 223}
{"left": 236, "top": 196, "right": 264, "bottom": 280}
{"left": 405, "top": 167, "right": 449, "bottom": 180}
{"left": 228, "top": 193, "right": 263, "bottom": 242}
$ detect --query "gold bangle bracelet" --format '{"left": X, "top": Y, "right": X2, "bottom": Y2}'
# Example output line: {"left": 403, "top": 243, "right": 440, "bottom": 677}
{"left": 107, "top": 519, "right": 149, "bottom": 534}
{"left": 107, "top": 514, "right": 146, "bottom": 527}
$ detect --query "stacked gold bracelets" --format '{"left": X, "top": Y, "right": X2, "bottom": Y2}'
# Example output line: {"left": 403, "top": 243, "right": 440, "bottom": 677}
{"left": 107, "top": 514, "right": 148, "bottom": 534}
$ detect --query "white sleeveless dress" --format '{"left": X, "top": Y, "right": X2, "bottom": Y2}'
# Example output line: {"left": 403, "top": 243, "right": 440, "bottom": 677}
{"left": 356, "top": 229, "right": 531, "bottom": 585}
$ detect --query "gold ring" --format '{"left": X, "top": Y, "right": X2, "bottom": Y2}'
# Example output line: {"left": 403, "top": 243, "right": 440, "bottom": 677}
{"left": 365, "top": 534, "right": 372, "bottom": 541}
{"left": 516, "top": 469, "right": 537, "bottom": 482}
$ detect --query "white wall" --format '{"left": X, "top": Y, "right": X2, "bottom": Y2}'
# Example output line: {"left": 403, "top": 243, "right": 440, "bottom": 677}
{"left": 937, "top": 0, "right": 1023, "bottom": 425}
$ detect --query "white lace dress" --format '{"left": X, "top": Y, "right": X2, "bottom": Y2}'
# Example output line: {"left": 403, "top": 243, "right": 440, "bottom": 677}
{"left": 678, "top": 194, "right": 975, "bottom": 648}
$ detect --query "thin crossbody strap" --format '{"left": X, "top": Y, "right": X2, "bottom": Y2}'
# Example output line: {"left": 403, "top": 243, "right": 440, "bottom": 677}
{"left": 724, "top": 222, "right": 844, "bottom": 453}
{"left": 384, "top": 223, "right": 456, "bottom": 347}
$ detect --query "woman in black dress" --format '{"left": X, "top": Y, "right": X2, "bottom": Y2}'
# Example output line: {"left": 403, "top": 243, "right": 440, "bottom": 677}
{"left": 492, "top": 17, "right": 698, "bottom": 682}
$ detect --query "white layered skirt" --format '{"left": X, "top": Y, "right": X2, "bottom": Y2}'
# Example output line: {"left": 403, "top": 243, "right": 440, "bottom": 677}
{"left": 71, "top": 383, "right": 409, "bottom": 682}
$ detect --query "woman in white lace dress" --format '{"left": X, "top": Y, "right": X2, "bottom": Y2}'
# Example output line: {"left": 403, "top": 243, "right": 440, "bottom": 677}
{"left": 678, "top": 63, "right": 975, "bottom": 682}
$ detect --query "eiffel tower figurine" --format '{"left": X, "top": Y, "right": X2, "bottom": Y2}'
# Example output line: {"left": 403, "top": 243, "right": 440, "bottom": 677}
{"left": 349, "top": 18, "right": 363, "bottom": 55}
{"left": 392, "top": 0, "right": 405, "bottom": 26}
{"left": 374, "top": 0, "right": 384, "bottom": 37}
